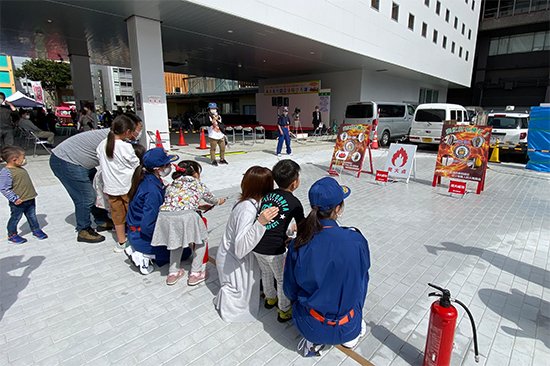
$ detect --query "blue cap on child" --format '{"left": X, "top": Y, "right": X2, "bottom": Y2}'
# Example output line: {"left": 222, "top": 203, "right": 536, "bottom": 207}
{"left": 308, "top": 177, "right": 351, "bottom": 211}
{"left": 142, "top": 148, "right": 178, "bottom": 169}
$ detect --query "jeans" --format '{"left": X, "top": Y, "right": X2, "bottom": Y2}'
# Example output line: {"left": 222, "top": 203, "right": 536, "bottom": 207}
{"left": 49, "top": 154, "right": 109, "bottom": 231}
{"left": 8, "top": 199, "right": 39, "bottom": 236}
{"left": 276, "top": 127, "right": 291, "bottom": 155}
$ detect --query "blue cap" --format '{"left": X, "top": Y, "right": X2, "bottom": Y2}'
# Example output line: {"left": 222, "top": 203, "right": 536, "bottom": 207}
{"left": 308, "top": 177, "right": 351, "bottom": 211}
{"left": 142, "top": 148, "right": 178, "bottom": 169}
{"left": 208, "top": 102, "right": 218, "bottom": 109}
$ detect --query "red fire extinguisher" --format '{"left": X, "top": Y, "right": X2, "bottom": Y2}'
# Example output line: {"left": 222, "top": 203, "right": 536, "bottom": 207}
{"left": 423, "top": 283, "right": 480, "bottom": 366}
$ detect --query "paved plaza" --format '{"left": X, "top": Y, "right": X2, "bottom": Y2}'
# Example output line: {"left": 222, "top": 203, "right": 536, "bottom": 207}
{"left": 1, "top": 137, "right": 549, "bottom": 366}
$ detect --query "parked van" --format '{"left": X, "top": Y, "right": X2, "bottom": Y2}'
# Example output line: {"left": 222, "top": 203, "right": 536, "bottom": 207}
{"left": 409, "top": 103, "right": 470, "bottom": 145}
{"left": 344, "top": 101, "right": 415, "bottom": 146}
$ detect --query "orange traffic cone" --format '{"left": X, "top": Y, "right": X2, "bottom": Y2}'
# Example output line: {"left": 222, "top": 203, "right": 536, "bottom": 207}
{"left": 178, "top": 128, "right": 188, "bottom": 146}
{"left": 155, "top": 130, "right": 163, "bottom": 148}
{"left": 371, "top": 129, "right": 379, "bottom": 149}
{"left": 197, "top": 129, "right": 208, "bottom": 150}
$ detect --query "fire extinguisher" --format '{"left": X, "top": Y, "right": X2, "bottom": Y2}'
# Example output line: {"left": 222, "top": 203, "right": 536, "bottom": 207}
{"left": 423, "top": 283, "right": 480, "bottom": 366}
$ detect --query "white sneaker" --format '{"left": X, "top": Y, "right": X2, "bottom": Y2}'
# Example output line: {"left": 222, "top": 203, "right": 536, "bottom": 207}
{"left": 341, "top": 320, "right": 367, "bottom": 349}
{"left": 288, "top": 152, "right": 293, "bottom": 156}
{"left": 113, "top": 241, "right": 129, "bottom": 253}
{"left": 130, "top": 251, "right": 155, "bottom": 275}
{"left": 277, "top": 154, "right": 282, "bottom": 157}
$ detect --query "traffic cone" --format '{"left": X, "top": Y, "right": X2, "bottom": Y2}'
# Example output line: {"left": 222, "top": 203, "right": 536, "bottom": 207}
{"left": 197, "top": 129, "right": 208, "bottom": 150}
{"left": 155, "top": 130, "right": 163, "bottom": 148}
{"left": 178, "top": 128, "right": 188, "bottom": 146}
{"left": 371, "top": 130, "right": 379, "bottom": 149}
{"left": 489, "top": 140, "right": 500, "bottom": 163}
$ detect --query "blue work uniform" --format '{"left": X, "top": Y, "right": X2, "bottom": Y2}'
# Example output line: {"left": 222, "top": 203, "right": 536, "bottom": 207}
{"left": 126, "top": 173, "right": 170, "bottom": 266}
{"left": 283, "top": 219, "right": 370, "bottom": 345}
{"left": 276, "top": 114, "right": 292, "bottom": 155}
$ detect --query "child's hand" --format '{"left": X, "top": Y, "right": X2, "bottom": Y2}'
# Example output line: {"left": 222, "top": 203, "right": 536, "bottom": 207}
{"left": 258, "top": 207, "right": 279, "bottom": 226}
{"left": 218, "top": 197, "right": 227, "bottom": 205}
{"left": 14, "top": 199, "right": 22, "bottom": 205}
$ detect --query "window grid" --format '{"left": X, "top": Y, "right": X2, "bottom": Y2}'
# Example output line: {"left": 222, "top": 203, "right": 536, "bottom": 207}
{"left": 371, "top": 0, "right": 379, "bottom": 11}
{"left": 433, "top": 29, "right": 438, "bottom": 44}
{"left": 489, "top": 31, "right": 550, "bottom": 56}
{"left": 451, "top": 41, "right": 456, "bottom": 53}
{"left": 443, "top": 36, "right": 447, "bottom": 49}
{"left": 436, "top": 1, "right": 441, "bottom": 15}
{"left": 422, "top": 22, "right": 428, "bottom": 38}
{"left": 391, "top": 2, "right": 399, "bottom": 21}
{"left": 445, "top": 9, "right": 450, "bottom": 22}
{"left": 408, "top": 13, "right": 415, "bottom": 30}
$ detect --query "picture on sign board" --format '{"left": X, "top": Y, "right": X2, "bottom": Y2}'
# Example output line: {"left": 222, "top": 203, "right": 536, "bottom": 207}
{"left": 434, "top": 123, "right": 492, "bottom": 182}
{"left": 330, "top": 124, "right": 371, "bottom": 172}
{"left": 384, "top": 143, "right": 417, "bottom": 181}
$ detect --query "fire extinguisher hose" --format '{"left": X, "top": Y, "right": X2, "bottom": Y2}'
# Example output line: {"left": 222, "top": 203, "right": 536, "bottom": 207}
{"left": 452, "top": 299, "right": 480, "bottom": 363}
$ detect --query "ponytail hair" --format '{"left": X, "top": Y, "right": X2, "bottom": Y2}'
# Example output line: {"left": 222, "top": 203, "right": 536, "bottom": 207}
{"left": 106, "top": 114, "right": 136, "bottom": 159}
{"left": 128, "top": 164, "right": 156, "bottom": 202}
{"left": 172, "top": 160, "right": 202, "bottom": 180}
{"left": 294, "top": 204, "right": 341, "bottom": 250}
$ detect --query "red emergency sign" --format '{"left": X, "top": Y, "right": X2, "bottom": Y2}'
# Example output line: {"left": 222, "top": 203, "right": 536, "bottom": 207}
{"left": 375, "top": 170, "right": 389, "bottom": 183}
{"left": 448, "top": 180, "right": 466, "bottom": 195}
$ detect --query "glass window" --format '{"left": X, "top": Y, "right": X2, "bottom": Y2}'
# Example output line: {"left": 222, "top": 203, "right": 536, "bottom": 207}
{"left": 445, "top": 9, "right": 450, "bottom": 22}
{"left": 422, "top": 22, "right": 428, "bottom": 37}
{"left": 466, "top": 51, "right": 469, "bottom": 61}
{"left": 459, "top": 46, "right": 463, "bottom": 57}
{"left": 392, "top": 2, "right": 399, "bottom": 21}
{"left": 379, "top": 105, "right": 405, "bottom": 118}
{"left": 346, "top": 104, "right": 373, "bottom": 118}
{"left": 425, "top": 0, "right": 430, "bottom": 6}
{"left": 498, "top": 37, "right": 509, "bottom": 54}
{"left": 443, "top": 36, "right": 447, "bottom": 49}
{"left": 487, "top": 116, "right": 522, "bottom": 129}
{"left": 457, "top": 110, "right": 463, "bottom": 122}
{"left": 451, "top": 41, "right": 456, "bottom": 53}
{"left": 415, "top": 109, "right": 446, "bottom": 122}
{"left": 509, "top": 33, "right": 534, "bottom": 53}
{"left": 462, "top": 23, "right": 465, "bottom": 35}
{"left": 408, "top": 13, "right": 415, "bottom": 30}
{"left": 544, "top": 31, "right": 550, "bottom": 50}
{"left": 436, "top": 1, "right": 441, "bottom": 14}
{"left": 407, "top": 105, "right": 416, "bottom": 116}
{"left": 454, "top": 17, "right": 458, "bottom": 29}
{"left": 533, "top": 32, "right": 545, "bottom": 51}
{"left": 468, "top": 29, "right": 472, "bottom": 40}
{"left": 371, "top": 0, "right": 379, "bottom": 10}
{"left": 472, "top": 0, "right": 475, "bottom": 10}
{"left": 450, "top": 110, "right": 457, "bottom": 120}
{"left": 433, "top": 30, "right": 438, "bottom": 43}
{"left": 489, "top": 38, "right": 499, "bottom": 55}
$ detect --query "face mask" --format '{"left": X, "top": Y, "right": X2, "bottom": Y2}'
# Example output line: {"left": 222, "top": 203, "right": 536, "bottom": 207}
{"left": 159, "top": 166, "right": 171, "bottom": 177}
{"left": 210, "top": 109, "right": 218, "bottom": 115}
{"left": 134, "top": 129, "right": 143, "bottom": 140}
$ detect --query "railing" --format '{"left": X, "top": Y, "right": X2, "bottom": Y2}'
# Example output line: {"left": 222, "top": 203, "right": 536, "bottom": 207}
{"left": 483, "top": 0, "right": 550, "bottom": 19}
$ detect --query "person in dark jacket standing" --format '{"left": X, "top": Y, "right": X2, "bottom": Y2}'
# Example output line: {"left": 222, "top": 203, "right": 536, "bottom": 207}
{"left": 312, "top": 106, "right": 322, "bottom": 131}
{"left": 276, "top": 107, "right": 292, "bottom": 157}
{"left": 284, "top": 177, "right": 370, "bottom": 357}
{"left": 0, "top": 92, "right": 18, "bottom": 149}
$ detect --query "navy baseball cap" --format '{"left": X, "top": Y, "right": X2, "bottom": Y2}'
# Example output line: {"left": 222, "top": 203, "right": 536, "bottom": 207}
{"left": 308, "top": 177, "right": 351, "bottom": 211}
{"left": 208, "top": 102, "right": 218, "bottom": 109}
{"left": 143, "top": 148, "right": 178, "bottom": 169}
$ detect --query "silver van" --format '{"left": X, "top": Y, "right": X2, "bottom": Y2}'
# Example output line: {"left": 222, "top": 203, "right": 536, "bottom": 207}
{"left": 344, "top": 101, "right": 415, "bottom": 146}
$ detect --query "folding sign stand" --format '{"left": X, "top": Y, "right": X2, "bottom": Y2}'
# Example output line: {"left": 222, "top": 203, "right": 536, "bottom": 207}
{"left": 432, "top": 174, "right": 486, "bottom": 195}
{"left": 328, "top": 145, "right": 374, "bottom": 178}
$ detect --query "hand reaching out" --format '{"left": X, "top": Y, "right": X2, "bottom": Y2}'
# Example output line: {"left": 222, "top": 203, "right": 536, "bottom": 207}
{"left": 258, "top": 206, "right": 279, "bottom": 226}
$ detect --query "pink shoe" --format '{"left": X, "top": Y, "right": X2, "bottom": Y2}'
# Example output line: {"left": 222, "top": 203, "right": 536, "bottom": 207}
{"left": 187, "top": 271, "right": 207, "bottom": 286}
{"left": 166, "top": 269, "right": 185, "bottom": 286}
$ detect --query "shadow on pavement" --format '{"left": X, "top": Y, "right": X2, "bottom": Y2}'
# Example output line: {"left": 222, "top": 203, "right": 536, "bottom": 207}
{"left": 65, "top": 213, "right": 76, "bottom": 226}
{"left": 0, "top": 255, "right": 45, "bottom": 321}
{"left": 367, "top": 321, "right": 423, "bottom": 365}
{"left": 18, "top": 213, "right": 48, "bottom": 236}
{"left": 478, "top": 288, "right": 550, "bottom": 348}
{"left": 424, "top": 242, "right": 550, "bottom": 289}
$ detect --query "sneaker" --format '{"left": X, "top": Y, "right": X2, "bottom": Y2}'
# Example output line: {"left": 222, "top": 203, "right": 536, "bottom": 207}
{"left": 96, "top": 220, "right": 114, "bottom": 232}
{"left": 124, "top": 245, "right": 134, "bottom": 260}
{"left": 212, "top": 160, "right": 218, "bottom": 166}
{"left": 77, "top": 228, "right": 105, "bottom": 243}
{"left": 341, "top": 320, "right": 367, "bottom": 349}
{"left": 219, "top": 159, "right": 229, "bottom": 165}
{"left": 140, "top": 261, "right": 155, "bottom": 275}
{"left": 277, "top": 308, "right": 292, "bottom": 323}
{"left": 187, "top": 271, "right": 207, "bottom": 286}
{"left": 113, "top": 241, "right": 129, "bottom": 253}
{"left": 297, "top": 338, "right": 325, "bottom": 357}
{"left": 288, "top": 152, "right": 293, "bottom": 156}
{"left": 264, "top": 297, "right": 278, "bottom": 309}
{"left": 277, "top": 154, "right": 282, "bottom": 157}
{"left": 166, "top": 269, "right": 186, "bottom": 286}
{"left": 32, "top": 229, "right": 48, "bottom": 240}
{"left": 129, "top": 251, "right": 155, "bottom": 275}
{"left": 8, "top": 234, "right": 27, "bottom": 244}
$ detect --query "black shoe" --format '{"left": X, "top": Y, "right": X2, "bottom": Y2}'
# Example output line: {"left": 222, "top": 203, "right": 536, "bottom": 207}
{"left": 96, "top": 220, "right": 114, "bottom": 232}
{"left": 220, "top": 159, "right": 228, "bottom": 165}
{"left": 77, "top": 227, "right": 105, "bottom": 243}
{"left": 212, "top": 160, "right": 218, "bottom": 166}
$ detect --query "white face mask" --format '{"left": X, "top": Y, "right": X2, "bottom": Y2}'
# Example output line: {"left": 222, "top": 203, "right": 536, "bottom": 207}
{"left": 159, "top": 166, "right": 171, "bottom": 177}
{"left": 210, "top": 109, "right": 218, "bottom": 115}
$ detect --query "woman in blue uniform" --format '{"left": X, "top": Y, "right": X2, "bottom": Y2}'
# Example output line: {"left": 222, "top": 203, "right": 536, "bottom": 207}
{"left": 284, "top": 177, "right": 370, "bottom": 356}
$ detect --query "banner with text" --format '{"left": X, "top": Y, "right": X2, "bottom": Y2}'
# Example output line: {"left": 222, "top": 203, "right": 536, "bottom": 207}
{"left": 264, "top": 80, "right": 321, "bottom": 95}
{"left": 330, "top": 124, "right": 371, "bottom": 172}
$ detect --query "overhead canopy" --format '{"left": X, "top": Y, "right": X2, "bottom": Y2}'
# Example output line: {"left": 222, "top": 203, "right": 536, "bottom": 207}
{"left": 6, "top": 91, "right": 44, "bottom": 107}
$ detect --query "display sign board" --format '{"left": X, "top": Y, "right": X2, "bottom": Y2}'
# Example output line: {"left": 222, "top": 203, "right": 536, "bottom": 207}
{"left": 433, "top": 123, "right": 492, "bottom": 194}
{"left": 448, "top": 180, "right": 467, "bottom": 195}
{"left": 328, "top": 124, "right": 372, "bottom": 177}
{"left": 384, "top": 143, "right": 417, "bottom": 183}
{"left": 375, "top": 170, "right": 389, "bottom": 183}
{"left": 264, "top": 80, "right": 321, "bottom": 95}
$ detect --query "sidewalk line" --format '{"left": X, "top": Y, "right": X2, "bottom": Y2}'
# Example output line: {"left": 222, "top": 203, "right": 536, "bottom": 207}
{"left": 209, "top": 256, "right": 375, "bottom": 365}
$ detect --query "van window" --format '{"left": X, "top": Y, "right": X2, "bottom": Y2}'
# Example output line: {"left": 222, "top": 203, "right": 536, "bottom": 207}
{"left": 407, "top": 105, "right": 416, "bottom": 116}
{"left": 450, "top": 110, "right": 457, "bottom": 120}
{"left": 379, "top": 105, "right": 405, "bottom": 118}
{"left": 345, "top": 104, "right": 373, "bottom": 118}
{"left": 457, "top": 110, "right": 463, "bottom": 122}
{"left": 415, "top": 109, "right": 446, "bottom": 122}
{"left": 488, "top": 117, "right": 527, "bottom": 129}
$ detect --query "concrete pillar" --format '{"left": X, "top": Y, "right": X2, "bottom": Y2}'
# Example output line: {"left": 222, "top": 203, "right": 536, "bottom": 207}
{"left": 126, "top": 15, "right": 169, "bottom": 149}
{"left": 68, "top": 53, "right": 95, "bottom": 109}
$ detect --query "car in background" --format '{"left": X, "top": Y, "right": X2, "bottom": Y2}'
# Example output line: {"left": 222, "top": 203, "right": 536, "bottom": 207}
{"left": 409, "top": 103, "right": 470, "bottom": 145}
{"left": 486, "top": 109, "right": 529, "bottom": 148}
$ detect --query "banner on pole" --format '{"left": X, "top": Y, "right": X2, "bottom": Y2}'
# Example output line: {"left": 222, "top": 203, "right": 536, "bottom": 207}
{"left": 30, "top": 81, "right": 44, "bottom": 105}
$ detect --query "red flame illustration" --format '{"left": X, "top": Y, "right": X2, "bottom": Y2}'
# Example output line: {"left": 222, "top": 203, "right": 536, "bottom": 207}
{"left": 391, "top": 148, "right": 408, "bottom": 167}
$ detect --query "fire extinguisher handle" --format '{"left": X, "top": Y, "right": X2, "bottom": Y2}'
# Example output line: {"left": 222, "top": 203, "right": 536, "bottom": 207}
{"left": 428, "top": 292, "right": 441, "bottom": 298}
{"left": 428, "top": 283, "right": 446, "bottom": 293}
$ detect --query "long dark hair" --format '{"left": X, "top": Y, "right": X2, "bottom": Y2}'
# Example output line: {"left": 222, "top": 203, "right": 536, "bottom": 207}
{"left": 128, "top": 165, "right": 155, "bottom": 202}
{"left": 239, "top": 166, "right": 273, "bottom": 203}
{"left": 106, "top": 115, "right": 136, "bottom": 159}
{"left": 294, "top": 203, "right": 342, "bottom": 250}
{"left": 172, "top": 160, "right": 202, "bottom": 180}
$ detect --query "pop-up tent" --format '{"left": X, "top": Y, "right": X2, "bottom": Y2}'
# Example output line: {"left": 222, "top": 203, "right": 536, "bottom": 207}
{"left": 5, "top": 91, "right": 44, "bottom": 107}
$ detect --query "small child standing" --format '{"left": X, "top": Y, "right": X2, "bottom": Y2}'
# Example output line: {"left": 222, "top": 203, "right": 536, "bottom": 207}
{"left": 0, "top": 146, "right": 48, "bottom": 243}
{"left": 253, "top": 159, "right": 304, "bottom": 322}
{"left": 151, "top": 160, "right": 226, "bottom": 286}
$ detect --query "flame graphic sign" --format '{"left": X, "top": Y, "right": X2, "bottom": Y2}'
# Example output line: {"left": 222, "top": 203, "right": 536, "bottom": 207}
{"left": 391, "top": 148, "right": 408, "bottom": 167}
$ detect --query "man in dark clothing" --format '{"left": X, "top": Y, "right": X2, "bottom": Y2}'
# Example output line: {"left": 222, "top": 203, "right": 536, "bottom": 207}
{"left": 312, "top": 106, "right": 322, "bottom": 131}
{"left": 0, "top": 92, "right": 18, "bottom": 148}
{"left": 276, "top": 107, "right": 292, "bottom": 157}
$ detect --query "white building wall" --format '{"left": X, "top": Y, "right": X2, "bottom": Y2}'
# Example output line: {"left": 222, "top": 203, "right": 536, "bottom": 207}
{"left": 191, "top": 0, "right": 480, "bottom": 86}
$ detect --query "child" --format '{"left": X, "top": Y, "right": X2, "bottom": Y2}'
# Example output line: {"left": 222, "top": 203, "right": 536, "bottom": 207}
{"left": 152, "top": 160, "right": 226, "bottom": 286}
{"left": 253, "top": 159, "right": 304, "bottom": 322}
{"left": 125, "top": 148, "right": 175, "bottom": 275}
{"left": 0, "top": 146, "right": 48, "bottom": 243}
{"left": 96, "top": 115, "right": 140, "bottom": 252}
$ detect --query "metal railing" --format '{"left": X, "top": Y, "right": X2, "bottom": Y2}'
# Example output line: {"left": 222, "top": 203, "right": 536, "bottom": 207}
{"left": 483, "top": 0, "right": 550, "bottom": 19}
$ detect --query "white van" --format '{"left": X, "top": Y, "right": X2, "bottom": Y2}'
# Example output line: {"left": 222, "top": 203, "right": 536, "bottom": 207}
{"left": 344, "top": 101, "right": 415, "bottom": 147}
{"left": 409, "top": 103, "right": 470, "bottom": 145}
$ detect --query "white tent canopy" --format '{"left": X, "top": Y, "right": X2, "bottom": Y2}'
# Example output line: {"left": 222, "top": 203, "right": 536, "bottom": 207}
{"left": 5, "top": 91, "right": 43, "bottom": 107}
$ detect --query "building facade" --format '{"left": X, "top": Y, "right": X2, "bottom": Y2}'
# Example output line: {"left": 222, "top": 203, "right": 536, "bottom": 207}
{"left": 0, "top": 54, "right": 15, "bottom": 97}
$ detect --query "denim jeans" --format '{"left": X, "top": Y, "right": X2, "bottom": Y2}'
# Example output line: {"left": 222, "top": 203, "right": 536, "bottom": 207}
{"left": 276, "top": 127, "right": 292, "bottom": 155}
{"left": 8, "top": 199, "right": 39, "bottom": 236}
{"left": 49, "top": 154, "right": 109, "bottom": 231}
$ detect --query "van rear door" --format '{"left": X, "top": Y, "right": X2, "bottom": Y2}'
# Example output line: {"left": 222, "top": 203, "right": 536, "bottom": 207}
{"left": 344, "top": 103, "right": 375, "bottom": 127}
{"left": 411, "top": 108, "right": 446, "bottom": 144}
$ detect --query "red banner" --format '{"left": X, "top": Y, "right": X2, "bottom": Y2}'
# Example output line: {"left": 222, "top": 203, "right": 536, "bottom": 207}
{"left": 448, "top": 180, "right": 466, "bottom": 195}
{"left": 375, "top": 170, "right": 389, "bottom": 183}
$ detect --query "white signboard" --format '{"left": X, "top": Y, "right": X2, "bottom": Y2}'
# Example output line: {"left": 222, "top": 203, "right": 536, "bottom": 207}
{"left": 384, "top": 143, "right": 417, "bottom": 183}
